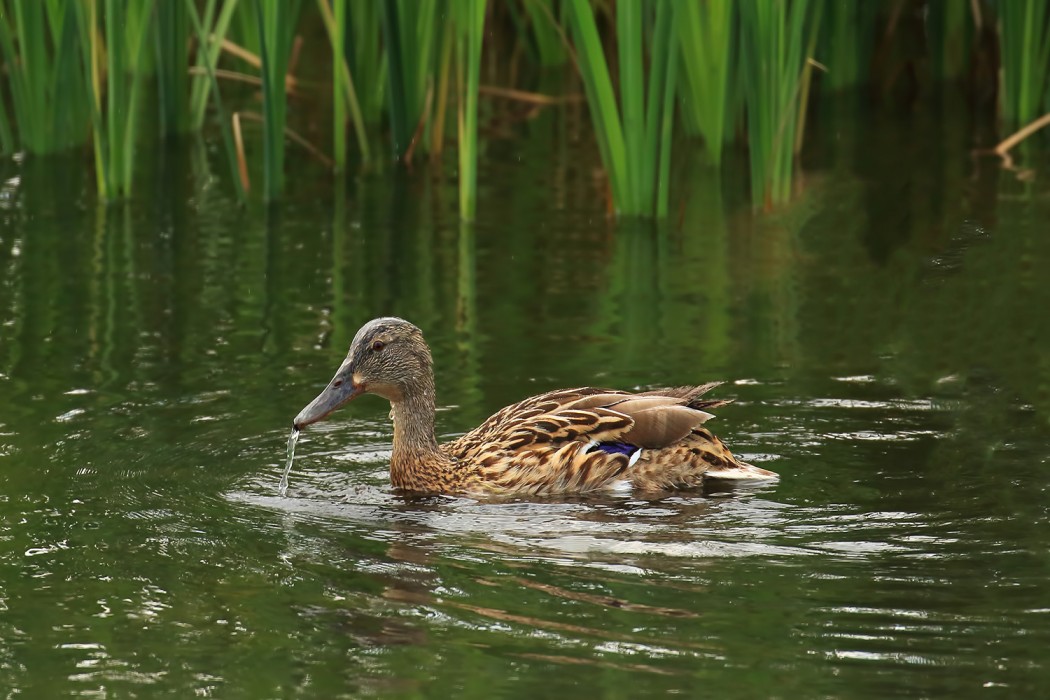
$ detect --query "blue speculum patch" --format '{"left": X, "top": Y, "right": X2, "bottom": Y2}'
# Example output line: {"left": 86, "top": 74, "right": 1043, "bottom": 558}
{"left": 593, "top": 442, "right": 638, "bottom": 456}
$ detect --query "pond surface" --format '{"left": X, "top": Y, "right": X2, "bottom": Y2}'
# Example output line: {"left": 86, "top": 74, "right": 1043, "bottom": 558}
{"left": 1, "top": 102, "right": 1049, "bottom": 698}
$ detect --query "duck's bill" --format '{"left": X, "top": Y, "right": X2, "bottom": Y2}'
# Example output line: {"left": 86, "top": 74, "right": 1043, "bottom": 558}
{"left": 293, "top": 379, "right": 362, "bottom": 430}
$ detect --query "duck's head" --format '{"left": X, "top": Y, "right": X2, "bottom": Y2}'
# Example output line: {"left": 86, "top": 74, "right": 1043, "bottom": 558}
{"left": 293, "top": 317, "right": 433, "bottom": 430}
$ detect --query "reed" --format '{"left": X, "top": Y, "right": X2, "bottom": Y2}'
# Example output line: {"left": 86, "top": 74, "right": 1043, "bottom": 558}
{"left": 0, "top": 90, "right": 12, "bottom": 155}
{"left": 677, "top": 0, "right": 732, "bottom": 165}
{"left": 380, "top": 0, "right": 408, "bottom": 157}
{"left": 431, "top": 14, "right": 454, "bottom": 156}
{"left": 317, "top": 0, "right": 370, "bottom": 169}
{"left": 185, "top": 0, "right": 247, "bottom": 201}
{"left": 648, "top": 3, "right": 678, "bottom": 218}
{"left": 522, "top": 0, "right": 566, "bottom": 67}
{"left": 566, "top": 0, "right": 677, "bottom": 217}
{"left": 230, "top": 0, "right": 261, "bottom": 64}
{"left": 255, "top": 0, "right": 303, "bottom": 200}
{"left": 381, "top": 0, "right": 442, "bottom": 159}
{"left": 998, "top": 0, "right": 1050, "bottom": 128}
{"left": 456, "top": 0, "right": 486, "bottom": 219}
{"left": 9, "top": 0, "right": 1049, "bottom": 216}
{"left": 0, "top": 1, "right": 91, "bottom": 155}
{"left": 255, "top": 1, "right": 376, "bottom": 181}
{"left": 70, "top": 0, "right": 155, "bottom": 199}
{"left": 188, "top": 0, "right": 239, "bottom": 131}
{"left": 154, "top": 0, "right": 190, "bottom": 134}
{"left": 431, "top": 7, "right": 458, "bottom": 157}
{"left": 0, "top": 7, "right": 12, "bottom": 153}
{"left": 346, "top": 0, "right": 386, "bottom": 126}
{"left": 738, "top": 0, "right": 822, "bottom": 209}
{"left": 819, "top": 0, "right": 877, "bottom": 90}
{"left": 108, "top": 0, "right": 152, "bottom": 197}
{"left": 101, "top": 0, "right": 132, "bottom": 193}
{"left": 565, "top": 0, "right": 627, "bottom": 211}
{"left": 328, "top": 0, "right": 347, "bottom": 168}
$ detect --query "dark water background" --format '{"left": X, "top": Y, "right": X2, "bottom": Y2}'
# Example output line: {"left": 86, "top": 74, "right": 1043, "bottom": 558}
{"left": 1, "top": 98, "right": 1049, "bottom": 697}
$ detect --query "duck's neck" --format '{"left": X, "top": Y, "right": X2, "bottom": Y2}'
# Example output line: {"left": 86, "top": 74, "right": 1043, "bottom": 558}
{"left": 389, "top": 380, "right": 454, "bottom": 490}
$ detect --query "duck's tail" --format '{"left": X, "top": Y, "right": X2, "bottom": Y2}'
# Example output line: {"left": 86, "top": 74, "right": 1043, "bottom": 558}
{"left": 705, "top": 460, "right": 779, "bottom": 480}
{"left": 641, "top": 382, "right": 734, "bottom": 411}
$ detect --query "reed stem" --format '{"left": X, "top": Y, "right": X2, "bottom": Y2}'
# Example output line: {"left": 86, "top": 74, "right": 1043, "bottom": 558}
{"left": 456, "top": 0, "right": 486, "bottom": 219}
{"left": 185, "top": 0, "right": 247, "bottom": 202}
{"left": 255, "top": 0, "right": 303, "bottom": 200}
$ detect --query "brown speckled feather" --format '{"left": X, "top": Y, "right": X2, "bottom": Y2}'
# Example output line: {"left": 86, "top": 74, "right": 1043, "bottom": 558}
{"left": 438, "top": 384, "right": 773, "bottom": 495}
{"left": 295, "top": 318, "right": 777, "bottom": 496}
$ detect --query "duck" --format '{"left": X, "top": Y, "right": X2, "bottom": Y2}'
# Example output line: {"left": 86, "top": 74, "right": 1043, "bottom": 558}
{"left": 293, "top": 317, "right": 777, "bottom": 495}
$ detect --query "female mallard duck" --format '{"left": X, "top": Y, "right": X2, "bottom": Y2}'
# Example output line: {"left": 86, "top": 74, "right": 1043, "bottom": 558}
{"left": 293, "top": 317, "right": 777, "bottom": 495}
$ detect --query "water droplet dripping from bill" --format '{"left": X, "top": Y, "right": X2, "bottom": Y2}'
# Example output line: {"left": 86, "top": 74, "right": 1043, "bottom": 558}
{"left": 279, "top": 428, "right": 300, "bottom": 496}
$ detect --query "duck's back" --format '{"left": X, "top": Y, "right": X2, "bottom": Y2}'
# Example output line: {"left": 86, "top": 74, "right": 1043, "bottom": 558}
{"left": 440, "top": 384, "right": 775, "bottom": 495}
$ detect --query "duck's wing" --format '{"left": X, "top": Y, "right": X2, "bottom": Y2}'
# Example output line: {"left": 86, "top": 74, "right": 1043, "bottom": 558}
{"left": 444, "top": 387, "right": 723, "bottom": 494}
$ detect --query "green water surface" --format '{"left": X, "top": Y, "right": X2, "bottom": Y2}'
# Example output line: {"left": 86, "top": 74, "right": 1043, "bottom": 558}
{"left": 1, "top": 107, "right": 1049, "bottom": 698}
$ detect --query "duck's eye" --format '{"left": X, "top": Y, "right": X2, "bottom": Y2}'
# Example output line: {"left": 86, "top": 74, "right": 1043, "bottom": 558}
{"left": 372, "top": 340, "right": 386, "bottom": 352}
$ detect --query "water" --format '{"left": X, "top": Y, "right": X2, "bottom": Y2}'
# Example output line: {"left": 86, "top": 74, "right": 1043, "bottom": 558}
{"left": 279, "top": 428, "right": 300, "bottom": 497}
{"left": 1, "top": 104, "right": 1049, "bottom": 697}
